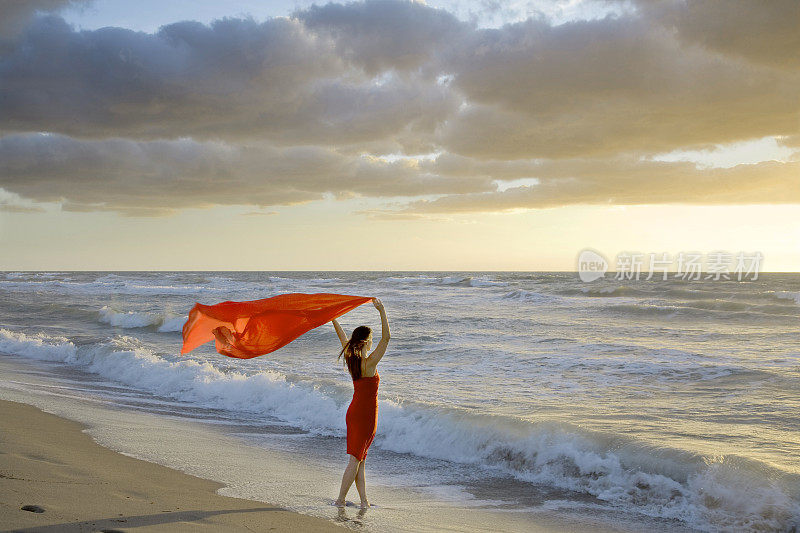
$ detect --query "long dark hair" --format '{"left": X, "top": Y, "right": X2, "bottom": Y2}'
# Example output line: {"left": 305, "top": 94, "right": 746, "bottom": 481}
{"left": 338, "top": 325, "right": 371, "bottom": 380}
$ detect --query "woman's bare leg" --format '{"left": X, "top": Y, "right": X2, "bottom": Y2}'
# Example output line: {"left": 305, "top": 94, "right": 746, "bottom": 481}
{"left": 355, "top": 459, "right": 369, "bottom": 508}
{"left": 335, "top": 455, "right": 360, "bottom": 506}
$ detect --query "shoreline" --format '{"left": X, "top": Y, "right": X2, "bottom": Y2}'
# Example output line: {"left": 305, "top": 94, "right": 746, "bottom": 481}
{"left": 0, "top": 399, "right": 347, "bottom": 532}
{"left": 0, "top": 354, "right": 615, "bottom": 533}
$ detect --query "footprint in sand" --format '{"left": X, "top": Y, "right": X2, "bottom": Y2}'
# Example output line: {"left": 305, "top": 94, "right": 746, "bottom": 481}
{"left": 21, "top": 505, "right": 45, "bottom": 513}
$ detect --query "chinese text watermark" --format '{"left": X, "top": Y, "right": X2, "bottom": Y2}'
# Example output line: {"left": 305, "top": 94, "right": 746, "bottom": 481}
{"left": 577, "top": 249, "right": 763, "bottom": 282}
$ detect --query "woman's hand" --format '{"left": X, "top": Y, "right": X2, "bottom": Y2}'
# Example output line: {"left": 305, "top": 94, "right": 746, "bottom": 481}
{"left": 372, "top": 297, "right": 384, "bottom": 311}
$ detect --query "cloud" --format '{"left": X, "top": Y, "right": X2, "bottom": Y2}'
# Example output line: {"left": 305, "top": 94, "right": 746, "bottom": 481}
{"left": 0, "top": 203, "right": 46, "bottom": 213}
{"left": 0, "top": 0, "right": 797, "bottom": 217}
{"left": 0, "top": 187, "right": 47, "bottom": 213}
{"left": 296, "top": 0, "right": 468, "bottom": 76}
{"left": 242, "top": 210, "right": 279, "bottom": 216}
{"left": 2, "top": 1, "right": 795, "bottom": 156}
{"left": 368, "top": 156, "right": 800, "bottom": 215}
{"left": 436, "top": 15, "right": 799, "bottom": 159}
{"left": 0, "top": 0, "right": 90, "bottom": 41}
{"left": 0, "top": 13, "right": 457, "bottom": 146}
{"left": 631, "top": 0, "right": 800, "bottom": 70}
{"left": 778, "top": 135, "right": 800, "bottom": 149}
{"left": 0, "top": 133, "right": 495, "bottom": 216}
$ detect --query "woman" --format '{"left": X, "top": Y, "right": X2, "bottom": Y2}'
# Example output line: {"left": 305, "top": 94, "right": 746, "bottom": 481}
{"left": 331, "top": 297, "right": 390, "bottom": 509}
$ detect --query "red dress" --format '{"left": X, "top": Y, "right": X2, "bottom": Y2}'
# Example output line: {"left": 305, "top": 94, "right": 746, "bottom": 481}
{"left": 346, "top": 372, "right": 380, "bottom": 461}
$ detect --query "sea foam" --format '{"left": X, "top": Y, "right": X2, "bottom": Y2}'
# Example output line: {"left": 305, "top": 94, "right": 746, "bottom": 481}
{"left": 98, "top": 306, "right": 186, "bottom": 332}
{"left": 1, "top": 327, "right": 797, "bottom": 532}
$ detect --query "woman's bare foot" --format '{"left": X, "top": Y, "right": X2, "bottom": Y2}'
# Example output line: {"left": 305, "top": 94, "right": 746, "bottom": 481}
{"left": 334, "top": 498, "right": 346, "bottom": 507}
{"left": 360, "top": 500, "right": 370, "bottom": 509}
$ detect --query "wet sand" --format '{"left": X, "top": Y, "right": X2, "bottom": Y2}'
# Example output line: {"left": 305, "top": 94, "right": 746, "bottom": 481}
{"left": 0, "top": 399, "right": 346, "bottom": 532}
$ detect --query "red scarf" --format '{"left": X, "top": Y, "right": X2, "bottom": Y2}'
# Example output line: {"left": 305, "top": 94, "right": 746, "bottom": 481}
{"left": 181, "top": 292, "right": 374, "bottom": 358}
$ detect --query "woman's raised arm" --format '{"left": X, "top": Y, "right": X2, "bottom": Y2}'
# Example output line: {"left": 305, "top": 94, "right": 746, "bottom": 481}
{"left": 366, "top": 298, "right": 390, "bottom": 369}
{"left": 332, "top": 318, "right": 348, "bottom": 349}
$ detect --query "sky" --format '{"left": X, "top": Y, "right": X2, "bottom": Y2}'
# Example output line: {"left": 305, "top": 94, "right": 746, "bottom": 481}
{"left": 0, "top": 0, "right": 798, "bottom": 271}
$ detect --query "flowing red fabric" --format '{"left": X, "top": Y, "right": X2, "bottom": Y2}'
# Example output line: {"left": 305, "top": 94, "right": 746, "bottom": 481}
{"left": 181, "top": 293, "right": 374, "bottom": 359}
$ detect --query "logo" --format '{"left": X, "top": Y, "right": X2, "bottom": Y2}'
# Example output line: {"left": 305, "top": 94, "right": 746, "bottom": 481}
{"left": 577, "top": 249, "right": 608, "bottom": 282}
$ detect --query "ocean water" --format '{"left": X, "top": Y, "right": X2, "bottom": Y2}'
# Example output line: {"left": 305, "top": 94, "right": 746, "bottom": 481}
{"left": 0, "top": 271, "right": 798, "bottom": 532}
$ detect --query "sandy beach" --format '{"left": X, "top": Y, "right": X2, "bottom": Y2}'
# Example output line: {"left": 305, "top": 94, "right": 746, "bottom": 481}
{"left": 0, "top": 399, "right": 346, "bottom": 533}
